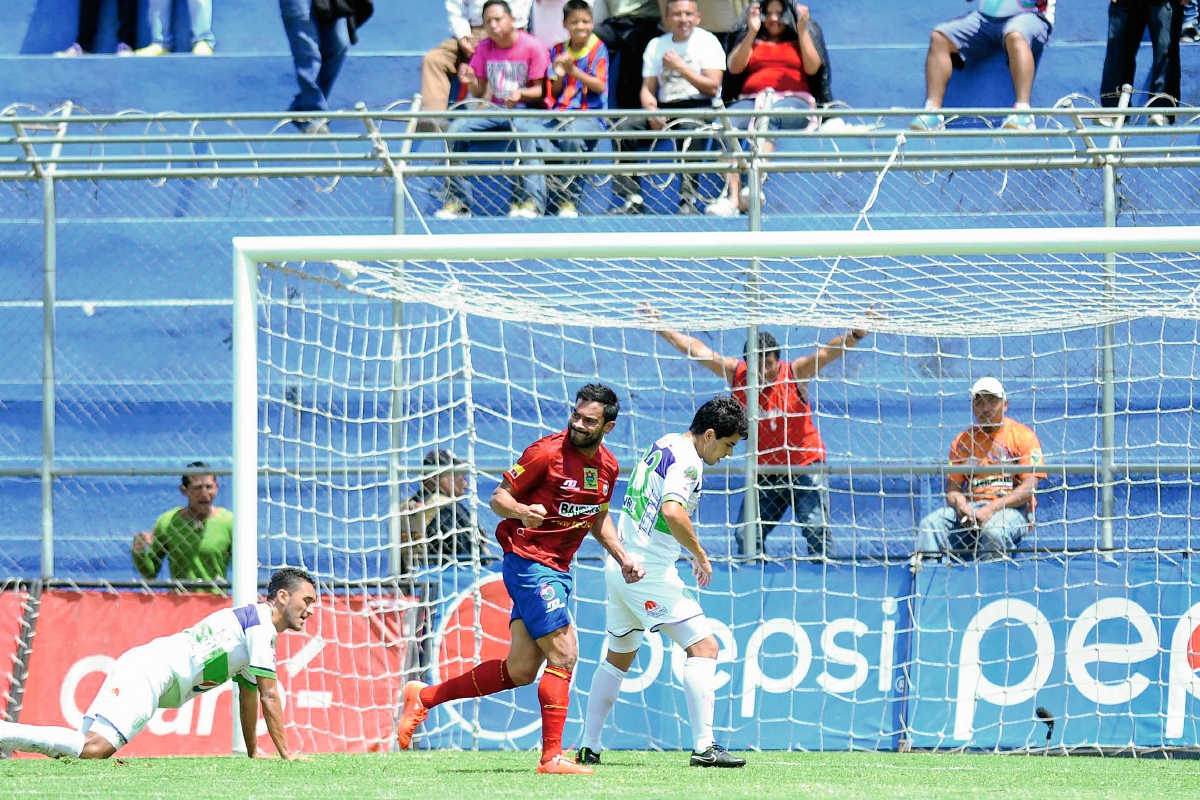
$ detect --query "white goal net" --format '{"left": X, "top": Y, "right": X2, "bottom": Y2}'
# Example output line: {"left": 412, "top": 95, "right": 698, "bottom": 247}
{"left": 232, "top": 229, "right": 1200, "bottom": 754}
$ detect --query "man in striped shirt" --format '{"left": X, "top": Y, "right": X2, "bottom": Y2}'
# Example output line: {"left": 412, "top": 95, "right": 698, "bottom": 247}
{"left": 516, "top": 0, "right": 610, "bottom": 218}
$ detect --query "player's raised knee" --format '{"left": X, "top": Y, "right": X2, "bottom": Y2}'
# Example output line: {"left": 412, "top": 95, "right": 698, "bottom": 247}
{"left": 686, "top": 635, "right": 720, "bottom": 660}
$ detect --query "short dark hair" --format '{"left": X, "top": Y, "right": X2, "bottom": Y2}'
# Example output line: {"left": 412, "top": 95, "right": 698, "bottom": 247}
{"left": 743, "top": 331, "right": 781, "bottom": 361}
{"left": 267, "top": 567, "right": 316, "bottom": 601}
{"left": 482, "top": 0, "right": 513, "bottom": 17}
{"left": 665, "top": 0, "right": 699, "bottom": 10}
{"left": 575, "top": 383, "right": 620, "bottom": 424}
{"left": 689, "top": 396, "right": 749, "bottom": 440}
{"left": 563, "top": 0, "right": 592, "bottom": 18}
{"left": 181, "top": 461, "right": 214, "bottom": 488}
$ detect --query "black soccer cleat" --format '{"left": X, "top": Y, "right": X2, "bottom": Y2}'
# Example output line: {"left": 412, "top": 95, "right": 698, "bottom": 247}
{"left": 576, "top": 746, "right": 601, "bottom": 765}
{"left": 689, "top": 743, "right": 746, "bottom": 768}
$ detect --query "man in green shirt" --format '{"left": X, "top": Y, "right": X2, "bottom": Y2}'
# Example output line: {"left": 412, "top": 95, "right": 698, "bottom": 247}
{"left": 132, "top": 462, "right": 233, "bottom": 585}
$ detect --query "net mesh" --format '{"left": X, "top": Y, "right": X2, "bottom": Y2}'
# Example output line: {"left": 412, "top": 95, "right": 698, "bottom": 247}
{"left": 250, "top": 240, "right": 1200, "bottom": 752}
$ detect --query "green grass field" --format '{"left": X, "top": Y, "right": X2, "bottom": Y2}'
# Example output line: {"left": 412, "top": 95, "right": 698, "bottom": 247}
{"left": 2, "top": 751, "right": 1197, "bottom": 799}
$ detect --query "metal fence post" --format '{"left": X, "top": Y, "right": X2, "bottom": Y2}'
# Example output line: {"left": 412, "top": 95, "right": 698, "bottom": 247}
{"left": 1098, "top": 86, "right": 1133, "bottom": 552}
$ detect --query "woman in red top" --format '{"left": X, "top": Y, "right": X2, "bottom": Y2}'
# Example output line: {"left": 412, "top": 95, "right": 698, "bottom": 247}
{"left": 650, "top": 309, "right": 871, "bottom": 557}
{"left": 707, "top": 0, "right": 824, "bottom": 217}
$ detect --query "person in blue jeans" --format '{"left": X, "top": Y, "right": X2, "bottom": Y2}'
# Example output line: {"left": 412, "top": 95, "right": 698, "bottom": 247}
{"left": 435, "top": 0, "right": 551, "bottom": 219}
{"left": 279, "top": 0, "right": 350, "bottom": 129}
{"left": 514, "top": 0, "right": 610, "bottom": 218}
{"left": 137, "top": 0, "right": 216, "bottom": 55}
{"left": 1181, "top": 0, "right": 1198, "bottom": 41}
{"left": 913, "top": 378, "right": 1046, "bottom": 564}
{"left": 1099, "top": 0, "right": 1184, "bottom": 126}
{"left": 55, "top": 0, "right": 138, "bottom": 56}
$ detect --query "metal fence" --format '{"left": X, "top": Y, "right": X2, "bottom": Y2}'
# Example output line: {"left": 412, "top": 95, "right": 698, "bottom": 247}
{"left": 2, "top": 94, "right": 1198, "bottom": 583}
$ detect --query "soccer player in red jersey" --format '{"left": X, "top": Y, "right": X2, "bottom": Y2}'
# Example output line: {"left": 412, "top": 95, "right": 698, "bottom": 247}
{"left": 396, "top": 383, "right": 646, "bottom": 774}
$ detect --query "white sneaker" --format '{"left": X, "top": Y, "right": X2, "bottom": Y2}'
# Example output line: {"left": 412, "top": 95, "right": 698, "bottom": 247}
{"left": 738, "top": 186, "right": 767, "bottom": 208}
{"left": 556, "top": 201, "right": 579, "bottom": 219}
{"left": 434, "top": 201, "right": 471, "bottom": 220}
{"left": 1148, "top": 113, "right": 1169, "bottom": 127}
{"left": 704, "top": 196, "right": 740, "bottom": 217}
{"left": 508, "top": 201, "right": 539, "bottom": 219}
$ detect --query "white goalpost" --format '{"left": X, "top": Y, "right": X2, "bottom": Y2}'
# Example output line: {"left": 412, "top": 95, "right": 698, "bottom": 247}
{"left": 231, "top": 228, "right": 1200, "bottom": 754}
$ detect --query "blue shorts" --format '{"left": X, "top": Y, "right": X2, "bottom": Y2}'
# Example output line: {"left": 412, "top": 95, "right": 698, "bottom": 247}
{"left": 936, "top": 11, "right": 1051, "bottom": 66}
{"left": 503, "top": 552, "right": 573, "bottom": 640}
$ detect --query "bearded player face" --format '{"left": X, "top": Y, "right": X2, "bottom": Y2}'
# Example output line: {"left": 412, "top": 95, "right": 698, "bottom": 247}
{"left": 567, "top": 400, "right": 612, "bottom": 450}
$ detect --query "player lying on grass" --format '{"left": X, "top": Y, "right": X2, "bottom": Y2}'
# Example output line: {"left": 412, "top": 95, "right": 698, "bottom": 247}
{"left": 578, "top": 396, "right": 749, "bottom": 768}
{"left": 0, "top": 567, "right": 317, "bottom": 760}
{"left": 396, "top": 383, "right": 646, "bottom": 775}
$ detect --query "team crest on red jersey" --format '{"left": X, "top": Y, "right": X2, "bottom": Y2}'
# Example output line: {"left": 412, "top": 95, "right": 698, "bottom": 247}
{"left": 583, "top": 468, "right": 599, "bottom": 490}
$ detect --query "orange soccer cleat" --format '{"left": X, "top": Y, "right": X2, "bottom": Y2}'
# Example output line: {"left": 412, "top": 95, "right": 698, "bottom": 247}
{"left": 396, "top": 681, "right": 429, "bottom": 750}
{"left": 536, "top": 754, "right": 595, "bottom": 775}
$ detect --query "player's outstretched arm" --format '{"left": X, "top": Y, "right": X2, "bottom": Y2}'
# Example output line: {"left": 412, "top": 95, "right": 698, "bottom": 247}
{"left": 256, "top": 676, "right": 308, "bottom": 761}
{"left": 238, "top": 681, "right": 265, "bottom": 758}
{"left": 591, "top": 512, "right": 645, "bottom": 583}
{"left": 660, "top": 501, "right": 712, "bottom": 588}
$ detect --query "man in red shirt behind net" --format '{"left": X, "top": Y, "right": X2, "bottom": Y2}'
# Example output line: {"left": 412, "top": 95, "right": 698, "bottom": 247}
{"left": 652, "top": 318, "right": 870, "bottom": 557}
{"left": 395, "top": 383, "right": 645, "bottom": 774}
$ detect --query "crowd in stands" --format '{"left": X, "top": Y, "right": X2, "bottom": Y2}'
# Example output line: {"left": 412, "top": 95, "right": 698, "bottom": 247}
{"left": 415, "top": 0, "right": 1198, "bottom": 219}
{"left": 44, "top": 2, "right": 1200, "bottom": 166}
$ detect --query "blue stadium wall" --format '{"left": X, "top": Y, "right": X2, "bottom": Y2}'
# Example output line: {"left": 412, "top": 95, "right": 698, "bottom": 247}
{"left": 0, "top": 1, "right": 1198, "bottom": 581}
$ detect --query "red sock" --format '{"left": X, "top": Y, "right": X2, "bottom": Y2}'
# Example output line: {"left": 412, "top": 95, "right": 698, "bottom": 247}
{"left": 420, "top": 659, "right": 518, "bottom": 709}
{"left": 538, "top": 666, "right": 572, "bottom": 763}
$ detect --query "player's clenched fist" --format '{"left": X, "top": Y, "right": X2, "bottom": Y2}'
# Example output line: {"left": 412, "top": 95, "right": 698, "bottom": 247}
{"left": 621, "top": 560, "right": 646, "bottom": 584}
{"left": 517, "top": 503, "right": 548, "bottom": 528}
{"left": 131, "top": 531, "right": 154, "bottom": 555}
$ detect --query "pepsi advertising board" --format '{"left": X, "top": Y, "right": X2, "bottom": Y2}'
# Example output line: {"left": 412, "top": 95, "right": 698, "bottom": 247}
{"left": 421, "top": 555, "right": 1200, "bottom": 752}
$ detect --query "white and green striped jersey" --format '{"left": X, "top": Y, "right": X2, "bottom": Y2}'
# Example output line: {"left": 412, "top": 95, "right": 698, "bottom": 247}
{"left": 156, "top": 603, "right": 279, "bottom": 708}
{"left": 617, "top": 433, "right": 703, "bottom": 567}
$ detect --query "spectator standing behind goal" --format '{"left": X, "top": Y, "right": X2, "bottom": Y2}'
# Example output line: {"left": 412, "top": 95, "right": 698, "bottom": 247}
{"left": 516, "top": 0, "right": 610, "bottom": 218}
{"left": 648, "top": 308, "right": 871, "bottom": 557}
{"left": 278, "top": 0, "right": 371, "bottom": 132}
{"left": 1098, "top": 0, "right": 1184, "bottom": 127}
{"left": 399, "top": 449, "right": 492, "bottom": 573}
{"left": 914, "top": 377, "right": 1046, "bottom": 563}
{"left": 55, "top": 0, "right": 138, "bottom": 56}
{"left": 137, "top": 0, "right": 217, "bottom": 56}
{"left": 0, "top": 568, "right": 316, "bottom": 760}
{"left": 396, "top": 384, "right": 646, "bottom": 775}
{"left": 419, "top": 0, "right": 534, "bottom": 131}
{"left": 434, "top": 0, "right": 552, "bottom": 220}
{"left": 609, "top": 0, "right": 726, "bottom": 215}
{"left": 131, "top": 462, "right": 233, "bottom": 586}
{"left": 910, "top": 1, "right": 1056, "bottom": 133}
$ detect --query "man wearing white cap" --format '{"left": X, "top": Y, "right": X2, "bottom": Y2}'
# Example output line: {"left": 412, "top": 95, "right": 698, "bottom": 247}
{"left": 914, "top": 377, "right": 1046, "bottom": 562}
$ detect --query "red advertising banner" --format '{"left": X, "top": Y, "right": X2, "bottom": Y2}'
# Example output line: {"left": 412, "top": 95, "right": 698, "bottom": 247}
{"left": 0, "top": 590, "right": 27, "bottom": 710}
{"left": 17, "top": 591, "right": 413, "bottom": 757}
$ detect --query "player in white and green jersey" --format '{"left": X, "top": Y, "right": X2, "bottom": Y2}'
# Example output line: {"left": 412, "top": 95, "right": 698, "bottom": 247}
{"left": 579, "top": 396, "right": 749, "bottom": 768}
{"left": 0, "top": 567, "right": 316, "bottom": 761}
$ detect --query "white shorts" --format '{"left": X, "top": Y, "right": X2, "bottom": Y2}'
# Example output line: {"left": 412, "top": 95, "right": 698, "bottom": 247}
{"left": 605, "top": 556, "right": 709, "bottom": 648}
{"left": 83, "top": 643, "right": 174, "bottom": 750}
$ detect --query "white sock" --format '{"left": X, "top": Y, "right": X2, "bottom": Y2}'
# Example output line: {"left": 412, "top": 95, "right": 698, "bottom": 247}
{"left": 923, "top": 99, "right": 940, "bottom": 112}
{"left": 0, "top": 720, "right": 85, "bottom": 758}
{"left": 1014, "top": 102, "right": 1031, "bottom": 111}
{"left": 581, "top": 659, "right": 625, "bottom": 752}
{"left": 683, "top": 656, "right": 717, "bottom": 753}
